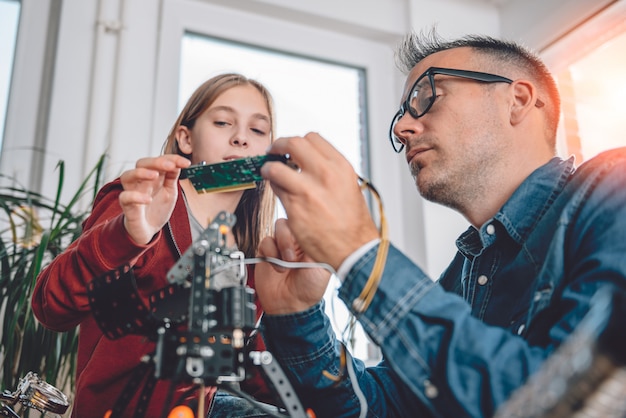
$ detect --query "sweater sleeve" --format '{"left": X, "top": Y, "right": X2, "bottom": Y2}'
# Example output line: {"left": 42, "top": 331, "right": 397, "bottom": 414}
{"left": 31, "top": 179, "right": 158, "bottom": 331}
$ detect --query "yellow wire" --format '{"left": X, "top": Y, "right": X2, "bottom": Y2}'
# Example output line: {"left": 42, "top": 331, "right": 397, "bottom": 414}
{"left": 322, "top": 344, "right": 347, "bottom": 385}
{"left": 352, "top": 177, "right": 389, "bottom": 314}
{"left": 322, "top": 176, "right": 389, "bottom": 384}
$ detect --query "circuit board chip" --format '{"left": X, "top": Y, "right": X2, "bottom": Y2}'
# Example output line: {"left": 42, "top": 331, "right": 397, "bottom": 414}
{"left": 181, "top": 154, "right": 289, "bottom": 193}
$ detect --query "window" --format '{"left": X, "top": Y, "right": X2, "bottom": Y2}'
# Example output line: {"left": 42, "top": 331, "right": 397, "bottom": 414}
{"left": 179, "top": 33, "right": 375, "bottom": 361}
{"left": 542, "top": 2, "right": 626, "bottom": 163}
{"left": 179, "top": 34, "right": 367, "bottom": 178}
{"left": 153, "top": 0, "right": 402, "bottom": 363}
{"left": 554, "top": 31, "right": 626, "bottom": 162}
{"left": 0, "top": 0, "right": 20, "bottom": 154}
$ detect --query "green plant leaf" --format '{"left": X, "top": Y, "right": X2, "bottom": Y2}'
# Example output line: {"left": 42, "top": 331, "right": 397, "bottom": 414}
{"left": 0, "top": 154, "right": 106, "bottom": 396}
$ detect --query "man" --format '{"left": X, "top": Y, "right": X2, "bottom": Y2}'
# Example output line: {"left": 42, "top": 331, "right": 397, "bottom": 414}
{"left": 254, "top": 30, "right": 626, "bottom": 417}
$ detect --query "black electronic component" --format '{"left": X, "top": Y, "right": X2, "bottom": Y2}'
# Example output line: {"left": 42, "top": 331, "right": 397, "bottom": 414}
{"left": 181, "top": 154, "right": 291, "bottom": 193}
{"left": 86, "top": 211, "right": 309, "bottom": 417}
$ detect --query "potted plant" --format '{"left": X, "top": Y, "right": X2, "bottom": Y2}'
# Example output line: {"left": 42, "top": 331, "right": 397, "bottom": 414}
{"left": 0, "top": 155, "right": 106, "bottom": 414}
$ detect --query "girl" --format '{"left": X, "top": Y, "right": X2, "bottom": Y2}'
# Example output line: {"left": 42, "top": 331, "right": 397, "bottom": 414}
{"left": 32, "top": 73, "right": 277, "bottom": 417}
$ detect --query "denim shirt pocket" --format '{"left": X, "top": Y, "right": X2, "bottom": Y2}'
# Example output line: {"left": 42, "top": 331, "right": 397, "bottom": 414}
{"left": 529, "top": 285, "right": 554, "bottom": 313}
{"left": 505, "top": 283, "right": 554, "bottom": 339}
{"left": 527, "top": 284, "right": 554, "bottom": 320}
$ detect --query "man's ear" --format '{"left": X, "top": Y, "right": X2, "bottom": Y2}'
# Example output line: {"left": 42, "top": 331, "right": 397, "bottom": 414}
{"left": 509, "top": 80, "right": 539, "bottom": 126}
{"left": 175, "top": 125, "right": 193, "bottom": 154}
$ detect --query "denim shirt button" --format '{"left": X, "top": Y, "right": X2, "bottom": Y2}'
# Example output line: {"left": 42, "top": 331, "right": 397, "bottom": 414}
{"left": 517, "top": 324, "right": 525, "bottom": 335}
{"left": 424, "top": 380, "right": 438, "bottom": 398}
{"left": 477, "top": 275, "right": 489, "bottom": 285}
{"left": 486, "top": 224, "right": 495, "bottom": 235}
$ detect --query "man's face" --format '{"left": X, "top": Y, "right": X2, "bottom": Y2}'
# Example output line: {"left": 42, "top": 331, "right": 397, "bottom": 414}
{"left": 393, "top": 47, "right": 511, "bottom": 211}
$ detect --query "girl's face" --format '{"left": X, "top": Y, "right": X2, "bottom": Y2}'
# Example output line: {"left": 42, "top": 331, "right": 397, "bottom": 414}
{"left": 176, "top": 84, "right": 272, "bottom": 165}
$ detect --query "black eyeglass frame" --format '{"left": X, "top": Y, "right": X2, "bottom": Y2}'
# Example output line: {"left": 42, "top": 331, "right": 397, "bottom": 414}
{"left": 389, "top": 67, "right": 519, "bottom": 153}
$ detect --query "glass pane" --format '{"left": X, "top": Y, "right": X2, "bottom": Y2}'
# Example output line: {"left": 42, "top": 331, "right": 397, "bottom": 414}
{"left": 179, "top": 33, "right": 367, "bottom": 177}
{"left": 555, "top": 30, "right": 626, "bottom": 162}
{"left": 0, "top": 0, "right": 21, "bottom": 154}
{"left": 179, "top": 33, "right": 378, "bottom": 362}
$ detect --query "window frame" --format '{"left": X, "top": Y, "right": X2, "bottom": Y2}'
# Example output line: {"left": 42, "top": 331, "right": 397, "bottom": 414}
{"left": 152, "top": 0, "right": 415, "bottom": 361}
{"left": 0, "top": 0, "right": 58, "bottom": 189}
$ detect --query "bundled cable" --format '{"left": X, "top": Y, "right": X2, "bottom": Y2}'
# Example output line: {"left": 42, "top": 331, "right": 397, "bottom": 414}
{"left": 351, "top": 176, "right": 389, "bottom": 314}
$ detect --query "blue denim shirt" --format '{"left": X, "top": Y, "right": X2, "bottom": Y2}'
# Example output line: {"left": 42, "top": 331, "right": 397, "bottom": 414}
{"left": 261, "top": 147, "right": 626, "bottom": 418}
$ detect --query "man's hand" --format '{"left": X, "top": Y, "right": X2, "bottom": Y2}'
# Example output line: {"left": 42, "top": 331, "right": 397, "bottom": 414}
{"left": 119, "top": 155, "right": 190, "bottom": 245}
{"left": 261, "top": 132, "right": 379, "bottom": 270}
{"left": 255, "top": 219, "right": 332, "bottom": 315}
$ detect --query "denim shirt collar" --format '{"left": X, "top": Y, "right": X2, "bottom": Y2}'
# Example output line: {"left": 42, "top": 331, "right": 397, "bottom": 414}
{"left": 457, "top": 156, "right": 575, "bottom": 257}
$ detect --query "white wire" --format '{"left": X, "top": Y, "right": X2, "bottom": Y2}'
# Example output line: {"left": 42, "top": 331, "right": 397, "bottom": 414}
{"left": 344, "top": 347, "right": 368, "bottom": 418}
{"left": 245, "top": 256, "right": 336, "bottom": 274}
{"left": 209, "top": 256, "right": 336, "bottom": 276}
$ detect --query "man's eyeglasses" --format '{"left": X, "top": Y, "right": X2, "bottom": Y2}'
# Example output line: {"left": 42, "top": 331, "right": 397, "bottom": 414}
{"left": 389, "top": 67, "right": 544, "bottom": 153}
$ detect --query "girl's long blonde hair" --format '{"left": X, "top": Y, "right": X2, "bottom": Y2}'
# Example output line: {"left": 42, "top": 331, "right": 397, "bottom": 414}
{"left": 162, "top": 73, "right": 276, "bottom": 258}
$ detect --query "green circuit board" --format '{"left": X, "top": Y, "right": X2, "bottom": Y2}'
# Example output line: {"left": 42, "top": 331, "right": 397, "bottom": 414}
{"left": 181, "top": 154, "right": 290, "bottom": 193}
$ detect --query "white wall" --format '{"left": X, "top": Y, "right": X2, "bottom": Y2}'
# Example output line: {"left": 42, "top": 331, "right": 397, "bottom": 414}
{"left": 500, "top": 0, "right": 618, "bottom": 51}
{"left": 196, "top": 0, "right": 408, "bottom": 42}
{"left": 404, "top": 0, "right": 500, "bottom": 277}
{"left": 409, "top": 0, "right": 499, "bottom": 38}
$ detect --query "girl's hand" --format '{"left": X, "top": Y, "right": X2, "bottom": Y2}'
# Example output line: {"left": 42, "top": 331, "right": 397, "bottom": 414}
{"left": 119, "top": 155, "right": 190, "bottom": 244}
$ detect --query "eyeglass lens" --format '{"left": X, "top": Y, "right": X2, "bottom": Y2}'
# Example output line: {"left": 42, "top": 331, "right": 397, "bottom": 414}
{"left": 389, "top": 73, "right": 435, "bottom": 152}
{"left": 407, "top": 74, "right": 436, "bottom": 118}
